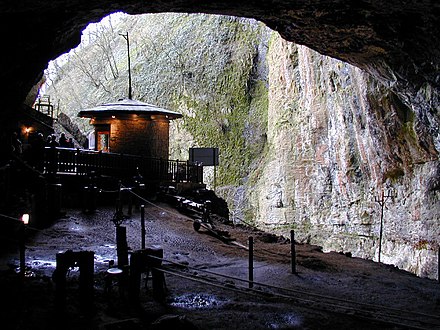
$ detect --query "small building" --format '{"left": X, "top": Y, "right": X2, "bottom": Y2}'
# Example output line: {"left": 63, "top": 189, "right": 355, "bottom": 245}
{"left": 78, "top": 98, "right": 182, "bottom": 159}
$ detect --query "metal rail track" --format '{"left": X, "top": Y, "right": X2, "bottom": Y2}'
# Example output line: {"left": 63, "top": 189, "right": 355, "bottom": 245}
{"left": 124, "top": 193, "right": 440, "bottom": 329}
{"left": 159, "top": 262, "right": 440, "bottom": 330}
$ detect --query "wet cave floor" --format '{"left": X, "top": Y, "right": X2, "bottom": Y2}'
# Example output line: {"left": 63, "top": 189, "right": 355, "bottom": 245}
{"left": 0, "top": 201, "right": 439, "bottom": 330}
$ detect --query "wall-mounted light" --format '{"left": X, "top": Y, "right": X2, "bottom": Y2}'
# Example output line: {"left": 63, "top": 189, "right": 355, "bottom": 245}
{"left": 25, "top": 127, "right": 31, "bottom": 134}
{"left": 21, "top": 213, "right": 30, "bottom": 225}
{"left": 112, "top": 115, "right": 116, "bottom": 119}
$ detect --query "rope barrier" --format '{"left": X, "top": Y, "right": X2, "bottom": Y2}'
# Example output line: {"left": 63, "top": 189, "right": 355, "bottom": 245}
{"left": 0, "top": 213, "right": 41, "bottom": 233}
{"left": 121, "top": 185, "right": 189, "bottom": 220}
{"left": 0, "top": 213, "right": 22, "bottom": 222}
{"left": 152, "top": 254, "right": 267, "bottom": 284}
{"left": 150, "top": 255, "right": 440, "bottom": 328}
{"left": 99, "top": 189, "right": 120, "bottom": 194}
{"left": 159, "top": 267, "right": 266, "bottom": 299}
{"left": 158, "top": 266, "right": 436, "bottom": 330}
{"left": 119, "top": 185, "right": 293, "bottom": 259}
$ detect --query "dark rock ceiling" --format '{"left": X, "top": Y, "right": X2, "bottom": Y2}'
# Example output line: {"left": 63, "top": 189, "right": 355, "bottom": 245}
{"left": 1, "top": 0, "right": 439, "bottom": 113}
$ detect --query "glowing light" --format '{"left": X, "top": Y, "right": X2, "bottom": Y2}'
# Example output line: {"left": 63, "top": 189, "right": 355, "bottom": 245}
{"left": 22, "top": 214, "right": 30, "bottom": 225}
{"left": 25, "top": 127, "right": 31, "bottom": 133}
{"left": 111, "top": 115, "right": 116, "bottom": 119}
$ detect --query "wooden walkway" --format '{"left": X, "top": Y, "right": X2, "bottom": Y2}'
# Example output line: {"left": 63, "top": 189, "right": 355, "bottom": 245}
{"left": 43, "top": 147, "right": 203, "bottom": 185}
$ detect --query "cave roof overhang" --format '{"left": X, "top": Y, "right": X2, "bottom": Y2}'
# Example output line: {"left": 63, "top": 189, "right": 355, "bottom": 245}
{"left": 77, "top": 98, "right": 182, "bottom": 120}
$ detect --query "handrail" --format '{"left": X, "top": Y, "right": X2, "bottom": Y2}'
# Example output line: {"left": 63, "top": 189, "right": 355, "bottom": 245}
{"left": 43, "top": 147, "right": 203, "bottom": 184}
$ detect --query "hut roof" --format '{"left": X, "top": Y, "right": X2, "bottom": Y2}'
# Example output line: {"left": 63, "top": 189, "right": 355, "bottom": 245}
{"left": 78, "top": 98, "right": 182, "bottom": 119}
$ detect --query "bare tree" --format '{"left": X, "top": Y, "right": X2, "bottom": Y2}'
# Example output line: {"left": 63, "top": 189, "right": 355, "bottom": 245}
{"left": 88, "top": 16, "right": 120, "bottom": 80}
{"left": 71, "top": 49, "right": 103, "bottom": 88}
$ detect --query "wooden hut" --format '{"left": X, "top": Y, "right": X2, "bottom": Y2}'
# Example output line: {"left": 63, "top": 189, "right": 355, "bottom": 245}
{"left": 78, "top": 98, "right": 182, "bottom": 159}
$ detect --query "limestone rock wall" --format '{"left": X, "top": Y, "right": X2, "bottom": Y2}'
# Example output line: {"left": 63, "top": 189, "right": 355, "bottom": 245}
{"left": 242, "top": 35, "right": 439, "bottom": 279}
{"left": 42, "top": 13, "right": 439, "bottom": 280}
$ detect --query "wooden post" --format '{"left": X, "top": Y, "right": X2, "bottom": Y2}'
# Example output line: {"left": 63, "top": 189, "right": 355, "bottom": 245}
{"left": 129, "top": 247, "right": 165, "bottom": 302}
{"left": 128, "top": 188, "right": 133, "bottom": 216}
{"left": 54, "top": 252, "right": 68, "bottom": 309}
{"left": 116, "top": 226, "right": 128, "bottom": 268}
{"left": 141, "top": 205, "right": 146, "bottom": 249}
{"left": 79, "top": 251, "right": 94, "bottom": 310}
{"left": 54, "top": 251, "right": 94, "bottom": 311}
{"left": 291, "top": 230, "right": 297, "bottom": 274}
{"left": 248, "top": 236, "right": 253, "bottom": 289}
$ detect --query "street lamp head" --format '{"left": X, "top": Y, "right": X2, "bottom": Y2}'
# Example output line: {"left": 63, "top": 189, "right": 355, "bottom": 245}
{"left": 387, "top": 188, "right": 397, "bottom": 200}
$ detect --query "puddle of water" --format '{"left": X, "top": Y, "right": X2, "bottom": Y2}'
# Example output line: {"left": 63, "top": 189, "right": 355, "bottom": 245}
{"left": 12, "top": 258, "right": 57, "bottom": 277}
{"left": 14, "top": 267, "right": 37, "bottom": 278}
{"left": 169, "top": 293, "right": 225, "bottom": 309}
{"left": 70, "top": 225, "right": 84, "bottom": 231}
{"left": 266, "top": 313, "right": 302, "bottom": 329}
{"left": 29, "top": 259, "right": 57, "bottom": 269}
{"left": 94, "top": 253, "right": 117, "bottom": 268}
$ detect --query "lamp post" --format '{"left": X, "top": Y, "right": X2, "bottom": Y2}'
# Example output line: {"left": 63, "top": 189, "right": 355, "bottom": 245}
{"left": 375, "top": 188, "right": 397, "bottom": 263}
{"left": 20, "top": 214, "right": 29, "bottom": 277}
{"left": 119, "top": 32, "right": 132, "bottom": 100}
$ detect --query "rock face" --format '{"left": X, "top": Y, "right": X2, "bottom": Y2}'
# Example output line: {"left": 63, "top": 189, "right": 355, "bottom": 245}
{"left": 245, "top": 37, "right": 439, "bottom": 279}
{"left": 42, "top": 13, "right": 439, "bottom": 279}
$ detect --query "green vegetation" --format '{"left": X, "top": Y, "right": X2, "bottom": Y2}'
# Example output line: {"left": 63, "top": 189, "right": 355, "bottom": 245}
{"left": 177, "top": 19, "right": 269, "bottom": 186}
{"left": 44, "top": 13, "right": 270, "bottom": 189}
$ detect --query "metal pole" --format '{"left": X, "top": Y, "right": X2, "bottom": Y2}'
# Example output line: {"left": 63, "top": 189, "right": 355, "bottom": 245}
{"left": 248, "top": 236, "right": 253, "bottom": 289}
{"left": 438, "top": 244, "right": 440, "bottom": 284}
{"left": 117, "top": 180, "right": 122, "bottom": 215}
{"left": 19, "top": 223, "right": 26, "bottom": 278}
{"left": 127, "top": 33, "right": 132, "bottom": 100}
{"left": 213, "top": 149, "right": 217, "bottom": 193}
{"left": 291, "top": 230, "right": 297, "bottom": 274}
{"left": 377, "top": 190, "right": 385, "bottom": 263}
{"left": 375, "top": 188, "right": 396, "bottom": 264}
{"left": 176, "top": 160, "right": 179, "bottom": 182}
{"left": 214, "top": 165, "right": 216, "bottom": 193}
{"left": 141, "top": 205, "right": 146, "bottom": 249}
{"left": 120, "top": 32, "right": 132, "bottom": 99}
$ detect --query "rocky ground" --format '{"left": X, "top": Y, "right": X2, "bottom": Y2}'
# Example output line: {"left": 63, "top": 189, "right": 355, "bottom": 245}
{"left": 0, "top": 196, "right": 439, "bottom": 330}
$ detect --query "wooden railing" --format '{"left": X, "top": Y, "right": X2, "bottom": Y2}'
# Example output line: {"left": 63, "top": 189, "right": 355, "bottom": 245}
{"left": 43, "top": 147, "right": 203, "bottom": 184}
